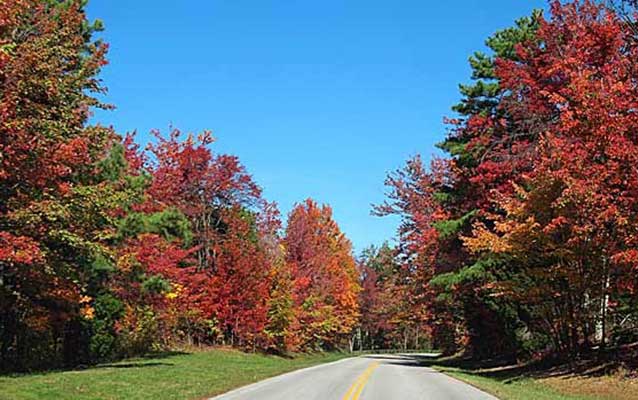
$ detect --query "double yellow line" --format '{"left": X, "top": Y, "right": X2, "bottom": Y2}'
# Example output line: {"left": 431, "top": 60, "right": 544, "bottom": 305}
{"left": 341, "top": 361, "right": 380, "bottom": 400}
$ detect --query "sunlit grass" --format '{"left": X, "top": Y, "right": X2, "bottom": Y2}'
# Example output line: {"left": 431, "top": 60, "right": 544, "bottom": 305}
{"left": 0, "top": 349, "right": 349, "bottom": 400}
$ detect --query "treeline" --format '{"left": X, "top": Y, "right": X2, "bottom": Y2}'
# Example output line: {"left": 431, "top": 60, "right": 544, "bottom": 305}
{"left": 357, "top": 243, "right": 430, "bottom": 351}
{"left": 0, "top": 0, "right": 360, "bottom": 371}
{"left": 4, "top": 0, "right": 638, "bottom": 372}
{"left": 368, "top": 0, "right": 638, "bottom": 361}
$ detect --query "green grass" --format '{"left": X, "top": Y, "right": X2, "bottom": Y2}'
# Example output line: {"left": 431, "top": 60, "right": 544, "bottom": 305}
{"left": 0, "top": 349, "right": 350, "bottom": 400}
{"left": 433, "top": 366, "right": 600, "bottom": 400}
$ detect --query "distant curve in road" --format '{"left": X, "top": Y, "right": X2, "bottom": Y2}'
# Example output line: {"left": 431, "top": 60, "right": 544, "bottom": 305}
{"left": 210, "top": 354, "right": 498, "bottom": 400}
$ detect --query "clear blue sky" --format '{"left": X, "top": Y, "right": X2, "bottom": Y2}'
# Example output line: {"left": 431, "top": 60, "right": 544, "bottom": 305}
{"left": 87, "top": 0, "right": 546, "bottom": 254}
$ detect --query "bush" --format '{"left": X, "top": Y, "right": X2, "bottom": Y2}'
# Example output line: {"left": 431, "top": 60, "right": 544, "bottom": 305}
{"left": 118, "top": 307, "right": 163, "bottom": 357}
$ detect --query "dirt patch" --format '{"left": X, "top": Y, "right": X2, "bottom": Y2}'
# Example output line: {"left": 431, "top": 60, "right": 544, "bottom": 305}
{"left": 541, "top": 372, "right": 638, "bottom": 400}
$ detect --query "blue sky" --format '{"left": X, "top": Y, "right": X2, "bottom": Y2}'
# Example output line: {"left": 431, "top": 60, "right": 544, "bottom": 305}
{"left": 87, "top": 0, "right": 546, "bottom": 254}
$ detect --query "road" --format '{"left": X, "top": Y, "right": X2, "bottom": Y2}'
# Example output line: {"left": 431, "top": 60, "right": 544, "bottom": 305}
{"left": 210, "top": 354, "right": 498, "bottom": 400}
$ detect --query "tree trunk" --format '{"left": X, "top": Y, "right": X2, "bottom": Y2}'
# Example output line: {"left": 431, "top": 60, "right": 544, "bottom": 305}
{"left": 597, "top": 268, "right": 610, "bottom": 349}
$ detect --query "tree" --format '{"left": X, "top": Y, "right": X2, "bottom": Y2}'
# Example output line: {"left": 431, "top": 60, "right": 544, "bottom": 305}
{"left": 144, "top": 129, "right": 274, "bottom": 348}
{"left": 357, "top": 243, "right": 427, "bottom": 350}
{"left": 377, "top": 0, "right": 638, "bottom": 360}
{"left": 465, "top": 0, "right": 638, "bottom": 355}
{"left": 0, "top": 0, "right": 119, "bottom": 370}
{"left": 284, "top": 199, "right": 361, "bottom": 351}
{"left": 0, "top": 0, "right": 365, "bottom": 370}
{"left": 375, "top": 8, "right": 547, "bottom": 359}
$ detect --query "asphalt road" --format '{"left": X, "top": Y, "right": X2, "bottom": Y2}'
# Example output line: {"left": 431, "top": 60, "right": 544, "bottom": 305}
{"left": 210, "top": 354, "right": 498, "bottom": 400}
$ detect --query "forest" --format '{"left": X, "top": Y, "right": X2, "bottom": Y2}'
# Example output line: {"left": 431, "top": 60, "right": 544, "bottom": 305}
{"left": 1, "top": 0, "right": 638, "bottom": 374}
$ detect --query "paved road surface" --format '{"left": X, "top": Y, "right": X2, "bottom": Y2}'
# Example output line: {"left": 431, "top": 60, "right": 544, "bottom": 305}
{"left": 210, "top": 354, "right": 497, "bottom": 400}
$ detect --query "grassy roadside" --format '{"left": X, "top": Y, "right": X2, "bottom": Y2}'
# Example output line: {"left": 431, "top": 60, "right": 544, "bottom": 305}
{"left": 424, "top": 354, "right": 638, "bottom": 400}
{"left": 433, "top": 366, "right": 599, "bottom": 400}
{"left": 0, "top": 349, "right": 350, "bottom": 400}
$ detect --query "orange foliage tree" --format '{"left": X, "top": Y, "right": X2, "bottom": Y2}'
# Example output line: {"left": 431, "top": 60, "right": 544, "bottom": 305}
{"left": 284, "top": 199, "right": 361, "bottom": 351}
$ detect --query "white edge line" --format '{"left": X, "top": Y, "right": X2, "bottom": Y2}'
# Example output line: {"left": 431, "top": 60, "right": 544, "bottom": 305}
{"left": 208, "top": 356, "right": 359, "bottom": 399}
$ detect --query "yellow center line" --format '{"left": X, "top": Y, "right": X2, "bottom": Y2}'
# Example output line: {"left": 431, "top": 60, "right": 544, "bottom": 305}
{"left": 341, "top": 361, "right": 380, "bottom": 400}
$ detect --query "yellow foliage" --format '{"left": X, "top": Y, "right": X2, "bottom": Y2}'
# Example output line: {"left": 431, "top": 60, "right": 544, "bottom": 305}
{"left": 117, "top": 254, "right": 137, "bottom": 273}
{"left": 463, "top": 222, "right": 513, "bottom": 254}
{"left": 81, "top": 305, "right": 95, "bottom": 320}
{"left": 165, "top": 283, "right": 183, "bottom": 300}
